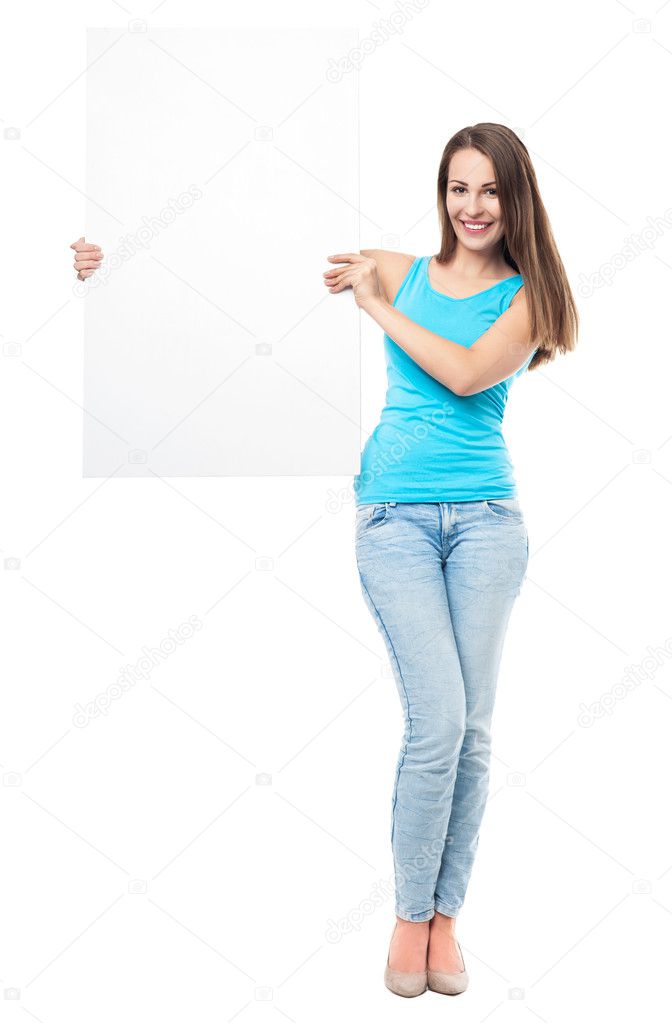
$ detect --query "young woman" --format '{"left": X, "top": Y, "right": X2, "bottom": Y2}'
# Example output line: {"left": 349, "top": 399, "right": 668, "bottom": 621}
{"left": 323, "top": 123, "right": 578, "bottom": 997}
{"left": 71, "top": 121, "right": 577, "bottom": 999}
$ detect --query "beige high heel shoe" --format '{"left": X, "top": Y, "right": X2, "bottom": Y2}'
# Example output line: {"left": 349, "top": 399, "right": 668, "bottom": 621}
{"left": 383, "top": 923, "right": 428, "bottom": 997}
{"left": 427, "top": 937, "right": 469, "bottom": 995}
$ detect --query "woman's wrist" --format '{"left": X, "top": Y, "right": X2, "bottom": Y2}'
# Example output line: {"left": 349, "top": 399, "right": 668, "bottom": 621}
{"left": 359, "top": 293, "right": 389, "bottom": 317}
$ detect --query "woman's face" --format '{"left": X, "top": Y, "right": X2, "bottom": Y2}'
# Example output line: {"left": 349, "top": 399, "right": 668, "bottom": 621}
{"left": 445, "top": 147, "right": 506, "bottom": 253}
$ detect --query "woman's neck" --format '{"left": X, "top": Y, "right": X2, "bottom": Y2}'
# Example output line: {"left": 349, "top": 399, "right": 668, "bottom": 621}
{"left": 441, "top": 245, "right": 511, "bottom": 280}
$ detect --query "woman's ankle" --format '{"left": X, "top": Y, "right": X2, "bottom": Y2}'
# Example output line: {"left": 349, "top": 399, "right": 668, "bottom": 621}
{"left": 395, "top": 916, "right": 430, "bottom": 933}
{"left": 430, "top": 910, "right": 457, "bottom": 931}
{"left": 389, "top": 917, "right": 430, "bottom": 971}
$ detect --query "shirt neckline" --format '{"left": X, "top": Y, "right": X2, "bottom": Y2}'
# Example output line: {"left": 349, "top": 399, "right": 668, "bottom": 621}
{"left": 424, "top": 255, "right": 522, "bottom": 301}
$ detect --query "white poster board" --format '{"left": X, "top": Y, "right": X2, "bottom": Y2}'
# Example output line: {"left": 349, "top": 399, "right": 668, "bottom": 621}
{"left": 83, "top": 27, "right": 361, "bottom": 477}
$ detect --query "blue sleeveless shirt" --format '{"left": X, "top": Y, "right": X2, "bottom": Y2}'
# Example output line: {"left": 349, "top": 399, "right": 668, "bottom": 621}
{"left": 353, "top": 255, "right": 537, "bottom": 505}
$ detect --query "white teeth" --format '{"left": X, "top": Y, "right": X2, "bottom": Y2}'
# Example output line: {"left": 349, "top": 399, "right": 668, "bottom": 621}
{"left": 463, "top": 222, "right": 489, "bottom": 230}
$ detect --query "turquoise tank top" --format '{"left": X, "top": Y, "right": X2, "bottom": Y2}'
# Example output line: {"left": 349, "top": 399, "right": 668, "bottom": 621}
{"left": 353, "top": 255, "right": 537, "bottom": 505}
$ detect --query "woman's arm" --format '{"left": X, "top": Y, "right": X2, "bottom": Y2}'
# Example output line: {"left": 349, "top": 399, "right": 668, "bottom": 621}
{"left": 324, "top": 252, "right": 536, "bottom": 396}
{"left": 359, "top": 248, "right": 415, "bottom": 305}
{"left": 360, "top": 286, "right": 536, "bottom": 396}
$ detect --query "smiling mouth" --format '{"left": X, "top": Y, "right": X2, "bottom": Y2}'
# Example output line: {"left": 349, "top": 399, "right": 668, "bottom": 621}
{"left": 460, "top": 220, "right": 494, "bottom": 233}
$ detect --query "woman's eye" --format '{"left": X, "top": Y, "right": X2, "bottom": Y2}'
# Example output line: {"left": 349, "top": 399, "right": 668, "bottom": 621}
{"left": 451, "top": 187, "right": 497, "bottom": 196}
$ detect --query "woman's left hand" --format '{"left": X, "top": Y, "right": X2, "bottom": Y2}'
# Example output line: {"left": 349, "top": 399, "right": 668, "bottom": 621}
{"left": 323, "top": 253, "right": 384, "bottom": 309}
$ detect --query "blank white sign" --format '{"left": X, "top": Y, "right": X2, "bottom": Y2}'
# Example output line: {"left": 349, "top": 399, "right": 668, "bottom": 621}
{"left": 83, "top": 27, "right": 361, "bottom": 477}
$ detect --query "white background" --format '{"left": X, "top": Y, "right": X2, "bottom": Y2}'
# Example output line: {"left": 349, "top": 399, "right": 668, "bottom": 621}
{"left": 1, "top": 1, "right": 671, "bottom": 1020}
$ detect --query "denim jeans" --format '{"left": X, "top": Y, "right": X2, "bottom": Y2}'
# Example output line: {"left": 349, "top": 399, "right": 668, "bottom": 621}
{"left": 354, "top": 498, "right": 529, "bottom": 922}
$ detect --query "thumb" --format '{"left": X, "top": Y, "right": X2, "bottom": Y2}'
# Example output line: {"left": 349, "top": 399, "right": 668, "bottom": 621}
{"left": 70, "top": 236, "right": 85, "bottom": 249}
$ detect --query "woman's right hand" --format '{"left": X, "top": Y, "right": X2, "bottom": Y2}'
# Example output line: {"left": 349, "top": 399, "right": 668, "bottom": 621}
{"left": 70, "top": 236, "right": 103, "bottom": 280}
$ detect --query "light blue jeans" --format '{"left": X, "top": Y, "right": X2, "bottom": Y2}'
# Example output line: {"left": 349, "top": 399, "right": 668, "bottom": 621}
{"left": 354, "top": 498, "right": 529, "bottom": 922}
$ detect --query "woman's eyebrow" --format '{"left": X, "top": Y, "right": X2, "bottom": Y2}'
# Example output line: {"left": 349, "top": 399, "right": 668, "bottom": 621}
{"left": 448, "top": 179, "right": 497, "bottom": 186}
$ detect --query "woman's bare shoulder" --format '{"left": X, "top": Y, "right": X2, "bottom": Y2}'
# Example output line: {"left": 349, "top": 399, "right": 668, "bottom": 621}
{"left": 360, "top": 249, "right": 416, "bottom": 303}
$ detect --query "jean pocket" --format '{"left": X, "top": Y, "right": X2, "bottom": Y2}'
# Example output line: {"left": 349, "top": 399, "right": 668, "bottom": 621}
{"left": 482, "top": 497, "right": 524, "bottom": 520}
{"left": 356, "top": 502, "right": 392, "bottom": 533}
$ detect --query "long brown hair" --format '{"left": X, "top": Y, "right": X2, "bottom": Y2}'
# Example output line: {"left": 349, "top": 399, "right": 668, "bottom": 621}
{"left": 436, "top": 123, "right": 578, "bottom": 370}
